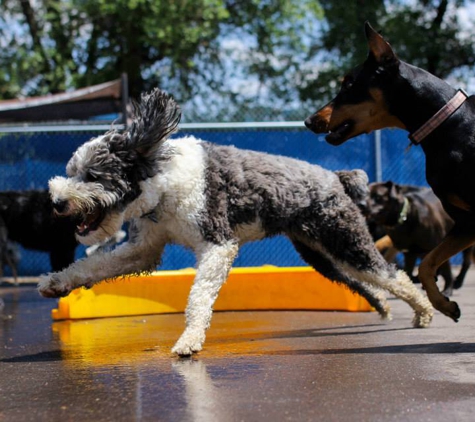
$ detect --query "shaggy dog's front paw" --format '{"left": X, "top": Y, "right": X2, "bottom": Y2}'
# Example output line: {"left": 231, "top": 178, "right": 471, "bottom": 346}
{"left": 172, "top": 332, "right": 204, "bottom": 357}
{"left": 37, "top": 274, "right": 72, "bottom": 298}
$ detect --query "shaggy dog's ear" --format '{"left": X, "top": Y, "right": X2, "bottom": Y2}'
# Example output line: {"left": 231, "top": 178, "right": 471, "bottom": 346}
{"left": 114, "top": 88, "right": 181, "bottom": 180}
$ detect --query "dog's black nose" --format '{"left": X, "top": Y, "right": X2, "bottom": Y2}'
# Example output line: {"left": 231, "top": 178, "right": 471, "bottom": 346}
{"left": 52, "top": 200, "right": 68, "bottom": 214}
{"left": 304, "top": 117, "right": 313, "bottom": 129}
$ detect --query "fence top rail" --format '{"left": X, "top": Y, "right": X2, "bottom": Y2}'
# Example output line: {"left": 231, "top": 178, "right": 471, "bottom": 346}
{"left": 180, "top": 121, "right": 305, "bottom": 130}
{"left": 0, "top": 124, "right": 125, "bottom": 133}
{"left": 0, "top": 121, "right": 306, "bottom": 133}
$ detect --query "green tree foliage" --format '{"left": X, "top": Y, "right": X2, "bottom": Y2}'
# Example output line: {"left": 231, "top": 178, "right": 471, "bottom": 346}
{"left": 0, "top": 0, "right": 473, "bottom": 121}
{"left": 298, "top": 0, "right": 475, "bottom": 106}
{"left": 0, "top": 0, "right": 322, "bottom": 102}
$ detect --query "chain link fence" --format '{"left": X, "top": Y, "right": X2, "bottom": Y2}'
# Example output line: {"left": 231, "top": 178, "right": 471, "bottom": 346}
{"left": 0, "top": 124, "right": 427, "bottom": 276}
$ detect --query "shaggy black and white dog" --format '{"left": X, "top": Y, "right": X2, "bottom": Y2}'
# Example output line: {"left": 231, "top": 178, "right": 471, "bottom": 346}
{"left": 38, "top": 89, "right": 433, "bottom": 356}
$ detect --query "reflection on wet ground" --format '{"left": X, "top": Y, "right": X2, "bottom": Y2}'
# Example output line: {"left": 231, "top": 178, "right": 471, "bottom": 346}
{"left": 2, "top": 280, "right": 475, "bottom": 421}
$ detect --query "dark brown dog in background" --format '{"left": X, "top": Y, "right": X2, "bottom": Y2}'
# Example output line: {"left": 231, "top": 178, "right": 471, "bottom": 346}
{"left": 365, "top": 181, "right": 472, "bottom": 296}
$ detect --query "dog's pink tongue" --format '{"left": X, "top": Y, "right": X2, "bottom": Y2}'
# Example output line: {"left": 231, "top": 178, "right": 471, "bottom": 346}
{"left": 77, "top": 211, "right": 99, "bottom": 233}
{"left": 77, "top": 222, "right": 89, "bottom": 233}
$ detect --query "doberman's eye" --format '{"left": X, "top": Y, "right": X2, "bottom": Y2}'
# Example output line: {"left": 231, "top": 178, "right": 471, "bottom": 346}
{"left": 343, "top": 77, "right": 354, "bottom": 90}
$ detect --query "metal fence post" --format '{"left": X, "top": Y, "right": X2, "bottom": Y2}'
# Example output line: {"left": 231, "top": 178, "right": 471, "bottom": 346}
{"left": 374, "top": 129, "right": 382, "bottom": 182}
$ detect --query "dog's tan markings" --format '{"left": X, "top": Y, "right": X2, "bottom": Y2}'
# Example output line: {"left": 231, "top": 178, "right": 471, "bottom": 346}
{"left": 375, "top": 234, "right": 393, "bottom": 252}
{"left": 330, "top": 88, "right": 405, "bottom": 138}
{"left": 369, "top": 89, "right": 406, "bottom": 130}
{"left": 313, "top": 103, "right": 333, "bottom": 132}
{"left": 447, "top": 193, "right": 471, "bottom": 212}
{"left": 317, "top": 103, "right": 333, "bottom": 122}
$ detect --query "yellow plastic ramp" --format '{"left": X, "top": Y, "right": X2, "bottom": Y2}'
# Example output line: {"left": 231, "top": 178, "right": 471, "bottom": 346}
{"left": 52, "top": 266, "right": 373, "bottom": 320}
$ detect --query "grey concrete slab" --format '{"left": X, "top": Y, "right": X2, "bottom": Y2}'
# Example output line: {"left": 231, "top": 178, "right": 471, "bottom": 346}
{"left": 1, "top": 274, "right": 475, "bottom": 422}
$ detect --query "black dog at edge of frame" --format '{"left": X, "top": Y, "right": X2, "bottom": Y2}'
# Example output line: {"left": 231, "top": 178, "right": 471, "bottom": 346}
{"left": 305, "top": 21, "right": 475, "bottom": 323}
{"left": 0, "top": 190, "right": 78, "bottom": 272}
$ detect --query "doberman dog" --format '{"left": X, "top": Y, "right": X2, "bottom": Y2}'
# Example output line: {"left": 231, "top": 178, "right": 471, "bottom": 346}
{"left": 305, "top": 22, "right": 475, "bottom": 323}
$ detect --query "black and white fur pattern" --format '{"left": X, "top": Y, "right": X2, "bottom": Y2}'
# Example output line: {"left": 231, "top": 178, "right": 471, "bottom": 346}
{"left": 38, "top": 89, "right": 433, "bottom": 356}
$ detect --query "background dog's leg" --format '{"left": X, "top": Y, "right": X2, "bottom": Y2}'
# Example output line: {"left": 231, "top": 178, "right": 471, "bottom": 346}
{"left": 418, "top": 229, "right": 475, "bottom": 322}
{"left": 291, "top": 239, "right": 391, "bottom": 319}
{"left": 375, "top": 235, "right": 393, "bottom": 252}
{"left": 383, "top": 246, "right": 399, "bottom": 263}
{"left": 438, "top": 261, "right": 454, "bottom": 297}
{"left": 172, "top": 240, "right": 238, "bottom": 357}
{"left": 38, "top": 235, "right": 167, "bottom": 298}
{"left": 403, "top": 253, "right": 418, "bottom": 283}
{"left": 453, "top": 246, "right": 473, "bottom": 290}
{"left": 4, "top": 251, "right": 18, "bottom": 285}
{"left": 375, "top": 236, "right": 399, "bottom": 263}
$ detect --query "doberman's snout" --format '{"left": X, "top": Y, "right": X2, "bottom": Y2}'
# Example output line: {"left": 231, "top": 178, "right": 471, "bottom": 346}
{"left": 305, "top": 103, "right": 334, "bottom": 134}
{"left": 305, "top": 114, "right": 331, "bottom": 134}
{"left": 304, "top": 116, "right": 314, "bottom": 129}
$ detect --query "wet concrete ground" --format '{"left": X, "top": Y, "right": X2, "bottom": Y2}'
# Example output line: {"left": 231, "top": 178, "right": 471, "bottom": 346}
{"left": 1, "top": 275, "right": 475, "bottom": 422}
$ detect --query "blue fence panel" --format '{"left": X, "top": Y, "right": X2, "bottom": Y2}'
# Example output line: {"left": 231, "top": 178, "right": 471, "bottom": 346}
{"left": 380, "top": 129, "right": 427, "bottom": 186}
{"left": 182, "top": 129, "right": 377, "bottom": 177}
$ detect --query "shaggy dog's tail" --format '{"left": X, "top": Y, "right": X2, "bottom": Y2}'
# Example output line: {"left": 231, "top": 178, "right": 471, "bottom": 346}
{"left": 335, "top": 169, "right": 369, "bottom": 207}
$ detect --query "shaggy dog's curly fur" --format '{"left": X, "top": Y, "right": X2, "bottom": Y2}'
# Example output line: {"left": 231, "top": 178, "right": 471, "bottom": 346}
{"left": 38, "top": 89, "right": 433, "bottom": 356}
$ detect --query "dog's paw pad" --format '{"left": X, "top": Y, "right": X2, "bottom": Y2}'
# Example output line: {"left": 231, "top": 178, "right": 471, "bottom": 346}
{"left": 172, "top": 335, "right": 204, "bottom": 357}
{"left": 37, "top": 275, "right": 72, "bottom": 298}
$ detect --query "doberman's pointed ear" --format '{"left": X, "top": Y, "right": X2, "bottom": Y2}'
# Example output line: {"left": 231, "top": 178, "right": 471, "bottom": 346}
{"left": 386, "top": 181, "right": 402, "bottom": 200}
{"left": 383, "top": 180, "right": 397, "bottom": 198}
{"left": 364, "top": 21, "right": 397, "bottom": 65}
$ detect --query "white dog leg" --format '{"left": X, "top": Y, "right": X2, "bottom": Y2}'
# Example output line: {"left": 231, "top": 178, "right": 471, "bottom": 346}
{"left": 38, "top": 237, "right": 167, "bottom": 298}
{"left": 172, "top": 240, "right": 238, "bottom": 356}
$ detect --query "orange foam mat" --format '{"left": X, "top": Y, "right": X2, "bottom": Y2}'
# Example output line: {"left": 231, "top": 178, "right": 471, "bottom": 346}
{"left": 52, "top": 266, "right": 373, "bottom": 320}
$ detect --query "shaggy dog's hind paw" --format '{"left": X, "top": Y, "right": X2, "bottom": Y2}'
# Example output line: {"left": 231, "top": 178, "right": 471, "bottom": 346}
{"left": 37, "top": 274, "right": 72, "bottom": 298}
{"left": 379, "top": 306, "right": 392, "bottom": 321}
{"left": 412, "top": 309, "right": 434, "bottom": 328}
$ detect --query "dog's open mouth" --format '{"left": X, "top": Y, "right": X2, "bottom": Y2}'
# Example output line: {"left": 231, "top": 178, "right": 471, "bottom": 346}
{"left": 76, "top": 208, "right": 106, "bottom": 236}
{"left": 326, "top": 121, "right": 354, "bottom": 145}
